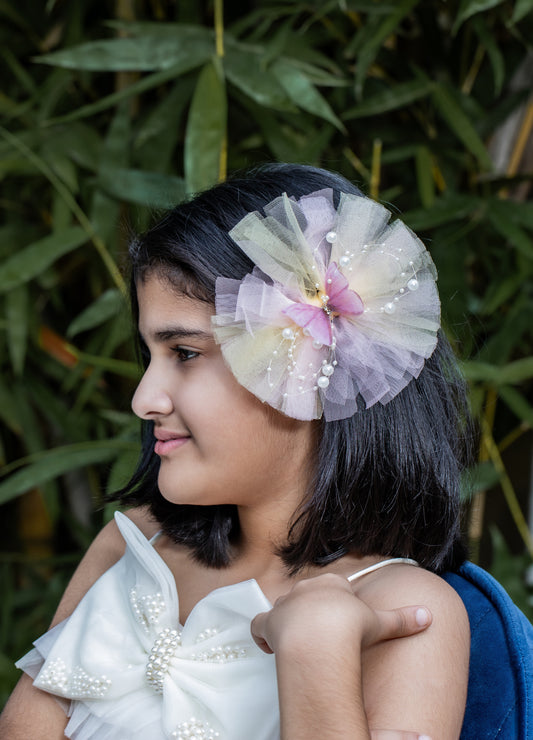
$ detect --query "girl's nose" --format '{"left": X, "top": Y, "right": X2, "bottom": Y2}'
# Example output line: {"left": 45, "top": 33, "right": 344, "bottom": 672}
{"left": 131, "top": 366, "right": 174, "bottom": 420}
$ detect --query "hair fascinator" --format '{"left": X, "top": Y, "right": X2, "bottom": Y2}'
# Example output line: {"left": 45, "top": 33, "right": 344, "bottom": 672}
{"left": 212, "top": 189, "right": 440, "bottom": 421}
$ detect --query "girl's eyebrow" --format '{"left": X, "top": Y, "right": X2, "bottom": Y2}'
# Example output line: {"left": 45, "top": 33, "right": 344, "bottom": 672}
{"left": 150, "top": 327, "right": 214, "bottom": 343}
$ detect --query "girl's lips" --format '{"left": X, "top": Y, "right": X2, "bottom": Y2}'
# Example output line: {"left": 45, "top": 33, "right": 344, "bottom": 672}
{"left": 154, "top": 437, "right": 189, "bottom": 456}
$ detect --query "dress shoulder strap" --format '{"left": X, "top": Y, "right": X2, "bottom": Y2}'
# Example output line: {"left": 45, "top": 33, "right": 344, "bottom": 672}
{"left": 347, "top": 557, "right": 418, "bottom": 583}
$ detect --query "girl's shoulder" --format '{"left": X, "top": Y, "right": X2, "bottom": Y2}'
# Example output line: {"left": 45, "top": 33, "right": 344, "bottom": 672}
{"left": 353, "top": 558, "right": 467, "bottom": 613}
{"left": 50, "top": 506, "right": 160, "bottom": 626}
{"left": 354, "top": 561, "right": 470, "bottom": 734}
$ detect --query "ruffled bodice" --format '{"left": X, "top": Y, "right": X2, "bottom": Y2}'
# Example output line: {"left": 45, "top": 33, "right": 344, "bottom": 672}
{"left": 17, "top": 514, "right": 418, "bottom": 740}
{"left": 17, "top": 513, "right": 279, "bottom": 740}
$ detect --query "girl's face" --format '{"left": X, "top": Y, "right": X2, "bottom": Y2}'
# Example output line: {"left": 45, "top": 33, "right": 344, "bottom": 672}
{"left": 132, "top": 273, "right": 316, "bottom": 516}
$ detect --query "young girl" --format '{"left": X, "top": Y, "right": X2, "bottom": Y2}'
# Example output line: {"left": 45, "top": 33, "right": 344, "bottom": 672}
{"left": 1, "top": 164, "right": 471, "bottom": 739}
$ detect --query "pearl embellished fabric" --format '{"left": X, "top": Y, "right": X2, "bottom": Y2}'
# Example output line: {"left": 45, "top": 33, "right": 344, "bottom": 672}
{"left": 16, "top": 513, "right": 279, "bottom": 740}
{"left": 16, "top": 513, "right": 418, "bottom": 740}
{"left": 212, "top": 189, "right": 440, "bottom": 421}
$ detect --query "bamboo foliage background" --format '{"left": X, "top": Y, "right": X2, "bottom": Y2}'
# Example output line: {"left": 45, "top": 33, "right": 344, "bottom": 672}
{"left": 1, "top": 0, "right": 533, "bottom": 705}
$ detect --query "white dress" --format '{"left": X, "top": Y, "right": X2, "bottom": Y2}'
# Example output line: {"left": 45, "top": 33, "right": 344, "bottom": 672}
{"left": 16, "top": 512, "right": 417, "bottom": 740}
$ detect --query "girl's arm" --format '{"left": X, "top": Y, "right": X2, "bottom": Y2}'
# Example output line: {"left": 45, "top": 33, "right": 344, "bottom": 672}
{"left": 252, "top": 569, "right": 469, "bottom": 740}
{"left": 0, "top": 508, "right": 156, "bottom": 738}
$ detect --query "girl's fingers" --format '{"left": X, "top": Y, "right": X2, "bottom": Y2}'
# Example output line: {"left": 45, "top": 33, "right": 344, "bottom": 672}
{"left": 368, "top": 605, "right": 432, "bottom": 646}
{"left": 371, "top": 732, "right": 432, "bottom": 740}
{"left": 250, "top": 611, "right": 274, "bottom": 654}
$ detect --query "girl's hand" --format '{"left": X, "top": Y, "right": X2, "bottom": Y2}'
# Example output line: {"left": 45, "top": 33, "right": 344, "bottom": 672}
{"left": 251, "top": 572, "right": 431, "bottom": 656}
{"left": 251, "top": 573, "right": 433, "bottom": 740}
{"left": 371, "top": 733, "right": 431, "bottom": 740}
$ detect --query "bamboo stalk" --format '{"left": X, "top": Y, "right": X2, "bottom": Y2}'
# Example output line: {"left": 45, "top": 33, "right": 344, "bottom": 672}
{"left": 481, "top": 414, "right": 533, "bottom": 559}
{"left": 370, "top": 139, "right": 382, "bottom": 200}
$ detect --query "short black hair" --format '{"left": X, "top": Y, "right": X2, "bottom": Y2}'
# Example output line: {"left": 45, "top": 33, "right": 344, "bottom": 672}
{"left": 116, "top": 163, "right": 469, "bottom": 573}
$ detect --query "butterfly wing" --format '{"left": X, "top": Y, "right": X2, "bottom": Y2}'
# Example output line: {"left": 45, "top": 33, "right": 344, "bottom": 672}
{"left": 326, "top": 263, "right": 364, "bottom": 316}
{"left": 283, "top": 303, "right": 332, "bottom": 346}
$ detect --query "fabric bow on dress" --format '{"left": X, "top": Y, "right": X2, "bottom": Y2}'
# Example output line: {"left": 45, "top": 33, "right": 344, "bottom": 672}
{"left": 17, "top": 513, "right": 279, "bottom": 740}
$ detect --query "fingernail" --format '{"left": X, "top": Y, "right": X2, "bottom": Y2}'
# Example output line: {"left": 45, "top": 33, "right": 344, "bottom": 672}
{"left": 415, "top": 607, "right": 430, "bottom": 626}
{"left": 418, "top": 734, "right": 432, "bottom": 740}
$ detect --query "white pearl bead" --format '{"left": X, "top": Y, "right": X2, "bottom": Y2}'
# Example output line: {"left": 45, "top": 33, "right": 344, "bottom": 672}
{"left": 317, "top": 376, "right": 330, "bottom": 389}
{"left": 312, "top": 340, "right": 323, "bottom": 350}
{"left": 325, "top": 230, "right": 337, "bottom": 243}
{"left": 384, "top": 302, "right": 396, "bottom": 314}
{"left": 282, "top": 327, "right": 294, "bottom": 340}
{"left": 339, "top": 255, "right": 351, "bottom": 267}
{"left": 321, "top": 363, "right": 334, "bottom": 377}
{"left": 407, "top": 278, "right": 419, "bottom": 291}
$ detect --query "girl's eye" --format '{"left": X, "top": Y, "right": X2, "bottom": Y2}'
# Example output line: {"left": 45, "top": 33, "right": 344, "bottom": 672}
{"left": 172, "top": 346, "right": 199, "bottom": 362}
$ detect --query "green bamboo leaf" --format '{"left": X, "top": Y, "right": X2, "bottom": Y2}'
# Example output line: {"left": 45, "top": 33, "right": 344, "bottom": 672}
{"left": 453, "top": 0, "right": 506, "bottom": 34}
{"left": 480, "top": 275, "right": 524, "bottom": 315}
{"left": 344, "top": 78, "right": 435, "bottom": 119}
{"left": 510, "top": 0, "right": 533, "bottom": 24}
{"left": 0, "top": 441, "right": 137, "bottom": 505}
{"left": 462, "top": 358, "right": 533, "bottom": 385}
{"left": 89, "top": 103, "right": 130, "bottom": 246}
{"left": 75, "top": 351, "right": 140, "bottom": 380}
{"left": 415, "top": 146, "right": 435, "bottom": 208}
{"left": 46, "top": 64, "right": 200, "bottom": 127}
{"left": 67, "top": 289, "right": 124, "bottom": 338}
{"left": 97, "top": 168, "right": 186, "bottom": 209}
{"left": 224, "top": 41, "right": 295, "bottom": 111}
{"left": 0, "top": 376, "right": 22, "bottom": 435}
{"left": 107, "top": 447, "right": 140, "bottom": 494}
{"left": 471, "top": 16, "right": 505, "bottom": 95}
{"left": 271, "top": 60, "right": 345, "bottom": 131}
{"left": 0, "top": 227, "right": 87, "bottom": 293}
{"left": 184, "top": 59, "right": 227, "bottom": 195}
{"left": 432, "top": 84, "right": 492, "bottom": 170}
{"left": 499, "top": 386, "right": 533, "bottom": 427}
{"left": 35, "top": 28, "right": 213, "bottom": 71}
{"left": 487, "top": 200, "right": 533, "bottom": 259}
{"left": 135, "top": 78, "right": 194, "bottom": 172}
{"left": 464, "top": 460, "right": 501, "bottom": 497}
{"left": 402, "top": 194, "right": 481, "bottom": 230}
{"left": 354, "top": 0, "right": 420, "bottom": 98}
{"left": 6, "top": 285, "right": 28, "bottom": 375}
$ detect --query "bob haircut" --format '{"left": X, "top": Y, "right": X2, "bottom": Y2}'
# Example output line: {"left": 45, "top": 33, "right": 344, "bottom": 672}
{"left": 116, "top": 163, "right": 470, "bottom": 574}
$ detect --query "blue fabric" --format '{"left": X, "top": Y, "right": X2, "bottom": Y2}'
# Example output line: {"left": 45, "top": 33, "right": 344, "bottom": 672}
{"left": 443, "top": 562, "right": 533, "bottom": 739}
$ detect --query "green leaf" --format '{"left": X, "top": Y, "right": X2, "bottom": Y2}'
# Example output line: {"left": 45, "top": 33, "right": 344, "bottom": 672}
{"left": 402, "top": 194, "right": 481, "bottom": 231}
{"left": 431, "top": 84, "right": 492, "bottom": 170}
{"left": 487, "top": 200, "right": 533, "bottom": 259}
{"left": 89, "top": 103, "right": 130, "bottom": 245}
{"left": 471, "top": 15, "right": 505, "bottom": 95}
{"left": 134, "top": 78, "right": 194, "bottom": 172}
{"left": 344, "top": 78, "right": 435, "bottom": 119}
{"left": 46, "top": 64, "right": 202, "bottom": 127}
{"left": 510, "top": 0, "right": 533, "bottom": 24}
{"left": 0, "top": 227, "right": 87, "bottom": 293}
{"left": 0, "top": 441, "right": 138, "bottom": 505}
{"left": 107, "top": 447, "right": 140, "bottom": 494}
{"left": 97, "top": 168, "right": 186, "bottom": 209}
{"left": 67, "top": 289, "right": 125, "bottom": 338}
{"left": 354, "top": 0, "right": 420, "bottom": 98}
{"left": 453, "top": 0, "right": 506, "bottom": 33}
{"left": 464, "top": 460, "right": 501, "bottom": 497}
{"left": 461, "top": 357, "right": 533, "bottom": 385}
{"left": 35, "top": 27, "right": 213, "bottom": 71}
{"left": 6, "top": 285, "right": 28, "bottom": 375}
{"left": 415, "top": 146, "right": 435, "bottom": 208}
{"left": 0, "top": 376, "right": 22, "bottom": 435}
{"left": 271, "top": 60, "right": 345, "bottom": 131}
{"left": 480, "top": 275, "right": 524, "bottom": 314}
{"left": 499, "top": 386, "right": 533, "bottom": 427}
{"left": 224, "top": 41, "right": 295, "bottom": 111}
{"left": 488, "top": 528, "right": 533, "bottom": 619}
{"left": 184, "top": 59, "right": 227, "bottom": 195}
